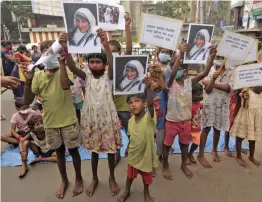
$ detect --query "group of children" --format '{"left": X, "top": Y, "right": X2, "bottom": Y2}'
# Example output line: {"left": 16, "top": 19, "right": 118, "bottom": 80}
{"left": 1, "top": 15, "right": 261, "bottom": 202}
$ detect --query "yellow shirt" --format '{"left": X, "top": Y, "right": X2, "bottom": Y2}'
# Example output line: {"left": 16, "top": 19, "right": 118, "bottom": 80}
{"left": 32, "top": 69, "right": 77, "bottom": 128}
{"left": 127, "top": 111, "right": 157, "bottom": 172}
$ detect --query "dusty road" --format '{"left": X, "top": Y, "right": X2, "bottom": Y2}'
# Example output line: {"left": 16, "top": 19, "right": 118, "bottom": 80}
{"left": 1, "top": 91, "right": 261, "bottom": 202}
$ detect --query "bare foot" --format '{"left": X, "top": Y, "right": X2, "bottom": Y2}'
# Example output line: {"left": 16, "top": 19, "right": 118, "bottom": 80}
{"left": 236, "top": 157, "right": 247, "bottom": 167}
{"left": 224, "top": 148, "right": 234, "bottom": 158}
{"left": 72, "top": 178, "right": 83, "bottom": 197}
{"left": 115, "top": 151, "right": 121, "bottom": 166}
{"left": 144, "top": 192, "right": 154, "bottom": 202}
{"left": 181, "top": 164, "right": 193, "bottom": 179}
{"left": 55, "top": 180, "right": 69, "bottom": 199}
{"left": 85, "top": 178, "right": 98, "bottom": 197}
{"left": 19, "top": 164, "right": 29, "bottom": 178}
{"left": 197, "top": 155, "right": 212, "bottom": 168}
{"left": 158, "top": 155, "right": 163, "bottom": 164}
{"left": 152, "top": 167, "right": 156, "bottom": 177}
{"left": 211, "top": 151, "right": 221, "bottom": 162}
{"left": 187, "top": 154, "right": 197, "bottom": 164}
{"left": 118, "top": 191, "right": 130, "bottom": 202}
{"left": 249, "top": 157, "right": 261, "bottom": 167}
{"left": 241, "top": 149, "right": 248, "bottom": 155}
{"left": 186, "top": 157, "right": 191, "bottom": 165}
{"left": 109, "top": 177, "right": 120, "bottom": 196}
{"left": 30, "top": 157, "right": 42, "bottom": 165}
{"left": 163, "top": 164, "right": 173, "bottom": 180}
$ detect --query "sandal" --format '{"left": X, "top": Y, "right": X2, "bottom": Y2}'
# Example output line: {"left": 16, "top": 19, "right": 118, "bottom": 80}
{"left": 19, "top": 167, "right": 29, "bottom": 178}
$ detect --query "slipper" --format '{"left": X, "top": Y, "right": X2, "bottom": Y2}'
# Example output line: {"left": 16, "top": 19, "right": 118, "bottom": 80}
{"left": 19, "top": 168, "right": 29, "bottom": 179}
{"left": 1, "top": 115, "right": 6, "bottom": 121}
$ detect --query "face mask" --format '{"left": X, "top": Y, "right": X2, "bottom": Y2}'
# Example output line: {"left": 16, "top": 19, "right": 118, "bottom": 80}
{"left": 89, "top": 66, "right": 105, "bottom": 77}
{"left": 20, "top": 109, "right": 29, "bottom": 115}
{"left": 112, "top": 52, "right": 119, "bottom": 57}
{"left": 175, "top": 70, "right": 185, "bottom": 80}
{"left": 214, "top": 60, "right": 223, "bottom": 67}
{"left": 158, "top": 53, "right": 170, "bottom": 63}
{"left": 192, "top": 96, "right": 203, "bottom": 103}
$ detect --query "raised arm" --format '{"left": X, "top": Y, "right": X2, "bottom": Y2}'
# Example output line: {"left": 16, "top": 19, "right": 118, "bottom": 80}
{"left": 144, "top": 76, "right": 154, "bottom": 118}
{"left": 97, "top": 29, "right": 113, "bottom": 80}
{"left": 59, "top": 56, "right": 71, "bottom": 90}
{"left": 191, "top": 46, "right": 217, "bottom": 84}
{"left": 59, "top": 33, "right": 86, "bottom": 80}
{"left": 23, "top": 70, "right": 36, "bottom": 105}
{"left": 124, "top": 13, "right": 132, "bottom": 55}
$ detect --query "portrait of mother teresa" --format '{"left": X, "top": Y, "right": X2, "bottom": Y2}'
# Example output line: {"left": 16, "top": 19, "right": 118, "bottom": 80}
{"left": 116, "top": 60, "right": 145, "bottom": 93}
{"left": 68, "top": 8, "right": 98, "bottom": 48}
{"left": 185, "top": 29, "right": 210, "bottom": 61}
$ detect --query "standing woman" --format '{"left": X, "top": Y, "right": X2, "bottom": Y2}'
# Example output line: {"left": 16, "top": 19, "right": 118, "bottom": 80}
{"left": 68, "top": 8, "right": 98, "bottom": 48}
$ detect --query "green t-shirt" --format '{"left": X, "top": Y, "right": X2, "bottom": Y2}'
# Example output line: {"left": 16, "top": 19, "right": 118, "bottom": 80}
{"left": 127, "top": 111, "right": 158, "bottom": 172}
{"left": 113, "top": 95, "right": 130, "bottom": 112}
{"left": 32, "top": 70, "right": 77, "bottom": 128}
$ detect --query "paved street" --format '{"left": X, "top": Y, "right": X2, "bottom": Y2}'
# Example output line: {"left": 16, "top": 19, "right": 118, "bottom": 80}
{"left": 1, "top": 91, "right": 262, "bottom": 202}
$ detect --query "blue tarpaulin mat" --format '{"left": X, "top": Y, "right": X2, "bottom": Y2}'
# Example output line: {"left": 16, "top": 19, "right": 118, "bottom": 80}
{"left": 1, "top": 128, "right": 248, "bottom": 167}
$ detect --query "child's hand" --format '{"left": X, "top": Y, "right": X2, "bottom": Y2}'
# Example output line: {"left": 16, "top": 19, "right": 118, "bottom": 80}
{"left": 208, "top": 45, "right": 217, "bottom": 60}
{"left": 144, "top": 75, "right": 152, "bottom": 89}
{"left": 125, "top": 12, "right": 131, "bottom": 27}
{"left": 212, "top": 70, "right": 220, "bottom": 80}
{"left": 59, "top": 33, "right": 68, "bottom": 48}
{"left": 97, "top": 29, "right": 109, "bottom": 47}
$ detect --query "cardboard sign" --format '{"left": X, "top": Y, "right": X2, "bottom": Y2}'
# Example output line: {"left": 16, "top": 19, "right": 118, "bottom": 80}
{"left": 139, "top": 13, "right": 183, "bottom": 50}
{"left": 233, "top": 63, "right": 262, "bottom": 90}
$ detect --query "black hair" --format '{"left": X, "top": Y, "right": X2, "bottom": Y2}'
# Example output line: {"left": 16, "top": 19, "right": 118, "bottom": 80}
{"left": 40, "top": 40, "right": 55, "bottom": 53}
{"left": 28, "top": 115, "right": 43, "bottom": 130}
{"left": 86, "top": 50, "right": 107, "bottom": 65}
{"left": 192, "top": 83, "right": 203, "bottom": 94}
{"left": 15, "top": 98, "right": 27, "bottom": 108}
{"left": 17, "top": 45, "right": 27, "bottom": 53}
{"left": 2, "top": 41, "right": 11, "bottom": 47}
{"left": 109, "top": 40, "right": 121, "bottom": 52}
{"left": 158, "top": 47, "right": 173, "bottom": 56}
{"left": 126, "top": 93, "right": 146, "bottom": 103}
{"left": 32, "top": 45, "right": 38, "bottom": 49}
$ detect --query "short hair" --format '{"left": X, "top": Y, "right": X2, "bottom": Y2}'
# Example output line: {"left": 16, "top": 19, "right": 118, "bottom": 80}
{"left": 126, "top": 93, "right": 146, "bottom": 103}
{"left": 40, "top": 40, "right": 55, "bottom": 53}
{"left": 109, "top": 40, "right": 121, "bottom": 52}
{"left": 2, "top": 41, "right": 11, "bottom": 47}
{"left": 32, "top": 45, "right": 38, "bottom": 49}
{"left": 17, "top": 45, "right": 27, "bottom": 53}
{"left": 192, "top": 83, "right": 203, "bottom": 93}
{"left": 28, "top": 115, "right": 43, "bottom": 130}
{"left": 15, "top": 98, "right": 26, "bottom": 108}
{"left": 86, "top": 50, "right": 107, "bottom": 65}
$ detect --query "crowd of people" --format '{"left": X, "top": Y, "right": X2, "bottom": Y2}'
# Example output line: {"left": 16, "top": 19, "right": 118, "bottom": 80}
{"left": 1, "top": 14, "right": 262, "bottom": 202}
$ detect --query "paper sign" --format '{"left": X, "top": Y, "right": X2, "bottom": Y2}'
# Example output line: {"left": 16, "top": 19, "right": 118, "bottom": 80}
{"left": 243, "top": 40, "right": 258, "bottom": 63}
{"left": 139, "top": 13, "right": 183, "bottom": 50}
{"left": 233, "top": 63, "right": 262, "bottom": 90}
{"left": 217, "top": 31, "right": 255, "bottom": 65}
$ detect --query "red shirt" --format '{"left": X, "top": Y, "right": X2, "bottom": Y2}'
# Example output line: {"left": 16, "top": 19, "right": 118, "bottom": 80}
{"left": 191, "top": 102, "right": 202, "bottom": 133}
{"left": 14, "top": 52, "right": 27, "bottom": 63}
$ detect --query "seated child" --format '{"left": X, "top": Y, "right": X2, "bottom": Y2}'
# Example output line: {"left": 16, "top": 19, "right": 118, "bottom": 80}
{"left": 0, "top": 98, "right": 38, "bottom": 178}
{"left": 118, "top": 76, "right": 157, "bottom": 202}
{"left": 187, "top": 83, "right": 203, "bottom": 164}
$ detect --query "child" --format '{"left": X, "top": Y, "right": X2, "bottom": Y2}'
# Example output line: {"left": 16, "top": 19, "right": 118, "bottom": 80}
{"left": 59, "top": 30, "right": 121, "bottom": 197}
{"left": 22, "top": 115, "right": 57, "bottom": 165}
{"left": 118, "top": 76, "right": 157, "bottom": 202}
{"left": 0, "top": 98, "right": 38, "bottom": 178}
{"left": 231, "top": 87, "right": 262, "bottom": 167}
{"left": 198, "top": 55, "right": 232, "bottom": 168}
{"left": 150, "top": 68, "right": 168, "bottom": 164}
{"left": 162, "top": 44, "right": 217, "bottom": 180}
{"left": 187, "top": 83, "right": 203, "bottom": 164}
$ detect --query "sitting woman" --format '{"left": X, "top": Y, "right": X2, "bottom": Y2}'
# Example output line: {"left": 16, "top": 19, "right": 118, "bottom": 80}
{"left": 116, "top": 60, "right": 145, "bottom": 94}
{"left": 68, "top": 8, "right": 98, "bottom": 48}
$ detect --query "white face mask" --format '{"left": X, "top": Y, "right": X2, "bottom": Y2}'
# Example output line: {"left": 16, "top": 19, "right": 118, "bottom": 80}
{"left": 213, "top": 60, "right": 223, "bottom": 67}
{"left": 112, "top": 52, "right": 119, "bottom": 57}
{"left": 20, "top": 109, "right": 29, "bottom": 115}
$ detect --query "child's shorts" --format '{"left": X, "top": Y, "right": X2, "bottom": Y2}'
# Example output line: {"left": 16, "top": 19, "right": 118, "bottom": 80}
{"left": 37, "top": 147, "right": 56, "bottom": 158}
{"left": 191, "top": 132, "right": 200, "bottom": 145}
{"left": 164, "top": 120, "right": 191, "bottom": 146}
{"left": 127, "top": 165, "right": 153, "bottom": 185}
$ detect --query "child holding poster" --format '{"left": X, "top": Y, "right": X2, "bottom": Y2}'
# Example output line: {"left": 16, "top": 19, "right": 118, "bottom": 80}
{"left": 59, "top": 30, "right": 121, "bottom": 197}
{"left": 162, "top": 44, "right": 217, "bottom": 180}
{"left": 198, "top": 55, "right": 232, "bottom": 168}
{"left": 230, "top": 87, "right": 262, "bottom": 167}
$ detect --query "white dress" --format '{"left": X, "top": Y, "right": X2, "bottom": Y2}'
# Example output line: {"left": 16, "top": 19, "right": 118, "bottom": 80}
{"left": 81, "top": 68, "right": 121, "bottom": 154}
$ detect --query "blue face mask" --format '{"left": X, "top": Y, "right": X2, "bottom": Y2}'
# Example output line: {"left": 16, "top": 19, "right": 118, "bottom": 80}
{"left": 175, "top": 70, "right": 185, "bottom": 80}
{"left": 158, "top": 53, "right": 170, "bottom": 63}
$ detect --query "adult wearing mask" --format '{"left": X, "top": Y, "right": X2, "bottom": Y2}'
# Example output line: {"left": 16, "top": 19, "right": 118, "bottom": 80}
{"left": 156, "top": 48, "right": 173, "bottom": 81}
{"left": 1, "top": 41, "right": 15, "bottom": 76}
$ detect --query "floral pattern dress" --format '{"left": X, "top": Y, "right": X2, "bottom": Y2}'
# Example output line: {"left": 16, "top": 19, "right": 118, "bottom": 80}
{"left": 81, "top": 68, "right": 121, "bottom": 154}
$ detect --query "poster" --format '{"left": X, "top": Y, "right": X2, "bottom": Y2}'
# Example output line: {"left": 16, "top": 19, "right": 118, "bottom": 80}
{"left": 184, "top": 23, "right": 214, "bottom": 64}
{"left": 62, "top": 2, "right": 101, "bottom": 54}
{"left": 243, "top": 40, "right": 258, "bottom": 63}
{"left": 113, "top": 55, "right": 149, "bottom": 95}
{"left": 139, "top": 13, "right": 183, "bottom": 51}
{"left": 233, "top": 63, "right": 262, "bottom": 90}
{"left": 98, "top": 3, "right": 125, "bottom": 31}
{"left": 217, "top": 31, "right": 255, "bottom": 65}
